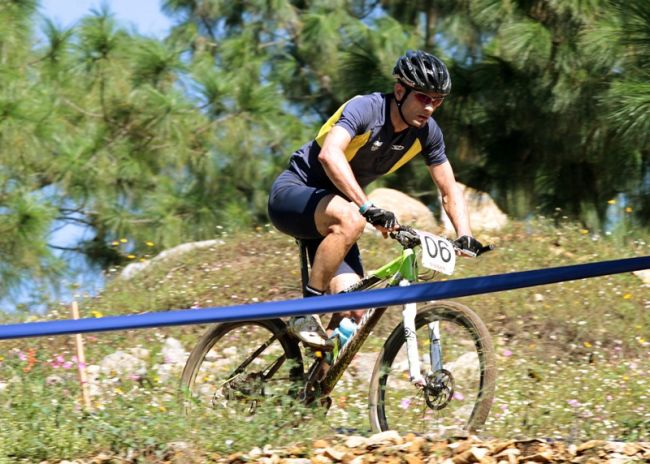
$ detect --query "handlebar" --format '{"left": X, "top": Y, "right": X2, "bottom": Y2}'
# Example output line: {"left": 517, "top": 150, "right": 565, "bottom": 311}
{"left": 390, "top": 225, "right": 494, "bottom": 257}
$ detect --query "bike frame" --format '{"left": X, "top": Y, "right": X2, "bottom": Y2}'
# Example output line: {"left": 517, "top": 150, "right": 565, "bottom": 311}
{"left": 301, "top": 245, "right": 422, "bottom": 401}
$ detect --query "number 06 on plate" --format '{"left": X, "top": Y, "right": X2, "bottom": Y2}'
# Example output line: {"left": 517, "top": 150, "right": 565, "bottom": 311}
{"left": 416, "top": 231, "right": 456, "bottom": 275}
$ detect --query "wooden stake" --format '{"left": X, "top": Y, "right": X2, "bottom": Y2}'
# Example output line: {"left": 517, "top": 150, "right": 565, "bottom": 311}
{"left": 71, "top": 301, "right": 92, "bottom": 411}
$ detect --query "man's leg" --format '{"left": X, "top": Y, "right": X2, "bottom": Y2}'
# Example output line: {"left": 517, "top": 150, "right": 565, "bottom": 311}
{"left": 290, "top": 194, "right": 366, "bottom": 348}
{"left": 312, "top": 195, "right": 366, "bottom": 332}
{"left": 308, "top": 194, "right": 366, "bottom": 292}
{"left": 325, "top": 272, "right": 364, "bottom": 333}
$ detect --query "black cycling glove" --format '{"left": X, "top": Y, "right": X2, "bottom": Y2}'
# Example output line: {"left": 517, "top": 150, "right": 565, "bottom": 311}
{"left": 361, "top": 205, "right": 398, "bottom": 229}
{"left": 453, "top": 235, "right": 487, "bottom": 257}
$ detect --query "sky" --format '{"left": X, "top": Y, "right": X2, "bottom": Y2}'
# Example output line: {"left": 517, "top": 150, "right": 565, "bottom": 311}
{"left": 38, "top": 0, "right": 173, "bottom": 37}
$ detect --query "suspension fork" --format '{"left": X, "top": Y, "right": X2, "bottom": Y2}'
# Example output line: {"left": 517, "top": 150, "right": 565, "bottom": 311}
{"left": 402, "top": 288, "right": 444, "bottom": 381}
{"left": 429, "top": 320, "right": 443, "bottom": 372}
{"left": 400, "top": 280, "right": 426, "bottom": 386}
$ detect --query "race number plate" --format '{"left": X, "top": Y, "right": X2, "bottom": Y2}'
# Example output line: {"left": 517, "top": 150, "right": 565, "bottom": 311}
{"left": 417, "top": 231, "right": 456, "bottom": 275}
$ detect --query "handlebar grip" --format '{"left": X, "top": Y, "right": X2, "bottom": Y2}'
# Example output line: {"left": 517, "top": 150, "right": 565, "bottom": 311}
{"left": 477, "top": 244, "right": 495, "bottom": 256}
{"left": 455, "top": 243, "right": 495, "bottom": 257}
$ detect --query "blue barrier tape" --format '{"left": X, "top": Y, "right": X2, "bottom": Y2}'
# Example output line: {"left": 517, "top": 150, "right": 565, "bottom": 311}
{"left": 0, "top": 256, "right": 648, "bottom": 340}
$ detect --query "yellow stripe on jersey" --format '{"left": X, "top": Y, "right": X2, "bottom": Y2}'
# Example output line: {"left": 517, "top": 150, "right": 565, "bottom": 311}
{"left": 386, "top": 138, "right": 422, "bottom": 174}
{"left": 314, "top": 97, "right": 370, "bottom": 162}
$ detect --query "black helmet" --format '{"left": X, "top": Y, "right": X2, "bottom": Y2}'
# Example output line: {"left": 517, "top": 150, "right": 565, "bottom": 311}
{"left": 393, "top": 50, "right": 451, "bottom": 95}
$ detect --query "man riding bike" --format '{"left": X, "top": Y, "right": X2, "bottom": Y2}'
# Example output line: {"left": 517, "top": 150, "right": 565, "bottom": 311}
{"left": 267, "top": 50, "right": 485, "bottom": 350}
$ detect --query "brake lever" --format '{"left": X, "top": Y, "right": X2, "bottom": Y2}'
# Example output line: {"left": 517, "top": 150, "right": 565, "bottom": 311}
{"left": 390, "top": 226, "right": 420, "bottom": 249}
{"left": 455, "top": 243, "right": 495, "bottom": 257}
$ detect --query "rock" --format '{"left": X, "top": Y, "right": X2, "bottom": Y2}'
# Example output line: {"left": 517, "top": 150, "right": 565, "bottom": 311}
{"left": 367, "top": 188, "right": 437, "bottom": 231}
{"left": 120, "top": 239, "right": 224, "bottom": 280}
{"left": 164, "top": 441, "right": 198, "bottom": 464}
{"left": 440, "top": 182, "right": 508, "bottom": 232}
{"left": 633, "top": 269, "right": 650, "bottom": 285}
{"left": 324, "top": 447, "right": 348, "bottom": 461}
{"left": 345, "top": 436, "right": 368, "bottom": 449}
{"left": 153, "top": 363, "right": 183, "bottom": 383}
{"left": 367, "top": 430, "right": 403, "bottom": 447}
{"left": 313, "top": 440, "right": 330, "bottom": 449}
{"left": 161, "top": 337, "right": 187, "bottom": 365}
{"left": 85, "top": 364, "right": 102, "bottom": 396}
{"left": 128, "top": 346, "right": 150, "bottom": 360}
{"left": 312, "top": 455, "right": 334, "bottom": 464}
{"left": 99, "top": 350, "right": 146, "bottom": 378}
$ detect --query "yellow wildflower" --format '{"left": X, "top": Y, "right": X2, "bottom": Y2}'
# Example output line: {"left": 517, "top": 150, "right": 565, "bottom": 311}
{"left": 127, "top": 254, "right": 136, "bottom": 259}
{"left": 120, "top": 238, "right": 128, "bottom": 243}
{"left": 625, "top": 207, "right": 632, "bottom": 213}
{"left": 145, "top": 241, "right": 155, "bottom": 247}
{"left": 623, "top": 294, "right": 632, "bottom": 299}
{"left": 583, "top": 341, "right": 592, "bottom": 348}
{"left": 91, "top": 310, "right": 103, "bottom": 318}
{"left": 608, "top": 199, "right": 616, "bottom": 205}
{"left": 579, "top": 229, "right": 589, "bottom": 235}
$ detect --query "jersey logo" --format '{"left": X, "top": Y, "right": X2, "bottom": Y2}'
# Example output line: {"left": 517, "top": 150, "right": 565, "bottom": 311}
{"left": 391, "top": 144, "right": 405, "bottom": 151}
{"left": 371, "top": 140, "right": 383, "bottom": 151}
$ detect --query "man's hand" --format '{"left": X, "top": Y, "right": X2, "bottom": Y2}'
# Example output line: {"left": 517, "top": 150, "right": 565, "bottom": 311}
{"left": 361, "top": 205, "right": 398, "bottom": 236}
{"left": 453, "top": 235, "right": 486, "bottom": 257}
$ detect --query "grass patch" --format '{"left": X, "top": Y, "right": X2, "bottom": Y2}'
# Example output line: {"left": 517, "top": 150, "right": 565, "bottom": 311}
{"left": 0, "top": 218, "right": 648, "bottom": 460}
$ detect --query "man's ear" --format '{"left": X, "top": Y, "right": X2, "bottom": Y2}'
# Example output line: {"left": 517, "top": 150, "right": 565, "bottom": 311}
{"left": 394, "top": 83, "right": 405, "bottom": 100}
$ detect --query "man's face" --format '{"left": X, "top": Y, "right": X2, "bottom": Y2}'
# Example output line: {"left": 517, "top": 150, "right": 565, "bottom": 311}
{"left": 395, "top": 83, "right": 445, "bottom": 127}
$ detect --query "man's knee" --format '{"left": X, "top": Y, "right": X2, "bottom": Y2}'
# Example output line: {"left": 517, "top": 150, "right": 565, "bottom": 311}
{"left": 335, "top": 205, "right": 366, "bottom": 238}
{"left": 316, "top": 196, "right": 366, "bottom": 239}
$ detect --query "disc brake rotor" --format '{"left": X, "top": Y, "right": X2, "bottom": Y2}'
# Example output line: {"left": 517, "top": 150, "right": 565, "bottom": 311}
{"left": 424, "top": 369, "right": 455, "bottom": 410}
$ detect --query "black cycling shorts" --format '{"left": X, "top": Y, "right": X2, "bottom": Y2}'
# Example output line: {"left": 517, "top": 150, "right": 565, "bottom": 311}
{"left": 268, "top": 169, "right": 363, "bottom": 277}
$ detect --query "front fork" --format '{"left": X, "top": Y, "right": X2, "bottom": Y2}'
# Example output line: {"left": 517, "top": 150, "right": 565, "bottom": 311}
{"left": 400, "top": 280, "right": 443, "bottom": 387}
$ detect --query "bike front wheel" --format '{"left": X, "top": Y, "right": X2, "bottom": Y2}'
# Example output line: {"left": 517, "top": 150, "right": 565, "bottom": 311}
{"left": 180, "top": 319, "right": 305, "bottom": 418}
{"left": 368, "top": 301, "right": 496, "bottom": 435}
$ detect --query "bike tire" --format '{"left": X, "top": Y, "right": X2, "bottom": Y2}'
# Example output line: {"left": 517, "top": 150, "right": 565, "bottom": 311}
{"left": 180, "top": 319, "right": 304, "bottom": 417}
{"left": 368, "top": 301, "right": 496, "bottom": 435}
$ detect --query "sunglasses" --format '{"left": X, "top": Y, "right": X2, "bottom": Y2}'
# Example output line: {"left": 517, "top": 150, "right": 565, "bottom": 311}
{"left": 411, "top": 90, "right": 445, "bottom": 106}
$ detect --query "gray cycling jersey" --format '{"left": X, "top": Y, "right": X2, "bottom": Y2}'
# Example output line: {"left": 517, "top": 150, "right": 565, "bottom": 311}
{"left": 287, "top": 92, "right": 447, "bottom": 189}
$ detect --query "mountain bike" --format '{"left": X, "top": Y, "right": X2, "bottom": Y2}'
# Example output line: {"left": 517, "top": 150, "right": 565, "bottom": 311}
{"left": 180, "top": 226, "right": 496, "bottom": 435}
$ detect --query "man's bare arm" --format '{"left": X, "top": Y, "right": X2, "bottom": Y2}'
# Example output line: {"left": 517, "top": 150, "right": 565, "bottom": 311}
{"left": 318, "top": 126, "right": 368, "bottom": 208}
{"left": 428, "top": 161, "right": 472, "bottom": 237}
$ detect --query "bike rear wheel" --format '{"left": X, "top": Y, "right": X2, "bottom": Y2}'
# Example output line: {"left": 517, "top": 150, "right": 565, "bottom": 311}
{"left": 368, "top": 301, "right": 496, "bottom": 435}
{"left": 180, "top": 319, "right": 305, "bottom": 418}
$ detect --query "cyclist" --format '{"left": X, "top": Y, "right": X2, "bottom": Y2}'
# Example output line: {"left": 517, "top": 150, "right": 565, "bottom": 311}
{"left": 268, "top": 50, "right": 485, "bottom": 350}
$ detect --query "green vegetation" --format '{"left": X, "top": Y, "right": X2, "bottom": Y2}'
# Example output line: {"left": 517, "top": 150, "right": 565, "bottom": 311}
{"left": 0, "top": 219, "right": 648, "bottom": 460}
{"left": 1, "top": 0, "right": 649, "bottom": 303}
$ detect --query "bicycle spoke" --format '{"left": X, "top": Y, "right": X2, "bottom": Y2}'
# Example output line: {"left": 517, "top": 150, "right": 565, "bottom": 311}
{"left": 227, "top": 333, "right": 281, "bottom": 380}
{"left": 181, "top": 321, "right": 304, "bottom": 418}
{"left": 369, "top": 302, "right": 495, "bottom": 435}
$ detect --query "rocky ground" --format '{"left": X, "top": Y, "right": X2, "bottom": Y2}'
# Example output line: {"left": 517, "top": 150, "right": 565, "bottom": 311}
{"left": 51, "top": 432, "right": 649, "bottom": 463}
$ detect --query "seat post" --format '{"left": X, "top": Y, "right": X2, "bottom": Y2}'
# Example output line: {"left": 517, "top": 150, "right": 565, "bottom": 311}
{"left": 297, "top": 239, "right": 310, "bottom": 294}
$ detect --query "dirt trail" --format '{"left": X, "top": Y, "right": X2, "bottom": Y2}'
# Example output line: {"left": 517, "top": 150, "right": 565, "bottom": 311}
{"left": 54, "top": 433, "right": 649, "bottom": 463}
